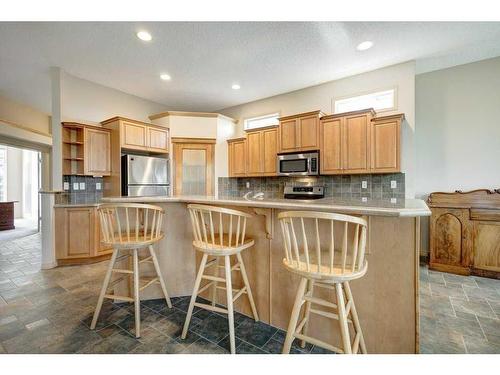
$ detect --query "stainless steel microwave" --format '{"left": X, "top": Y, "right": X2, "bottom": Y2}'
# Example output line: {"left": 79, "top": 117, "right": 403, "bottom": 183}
{"left": 277, "top": 151, "right": 319, "bottom": 176}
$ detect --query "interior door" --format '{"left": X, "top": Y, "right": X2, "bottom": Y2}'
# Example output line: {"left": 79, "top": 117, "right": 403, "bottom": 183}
{"left": 173, "top": 139, "right": 215, "bottom": 196}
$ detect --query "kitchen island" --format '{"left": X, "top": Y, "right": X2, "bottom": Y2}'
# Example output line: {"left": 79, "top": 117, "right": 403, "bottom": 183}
{"left": 101, "top": 195, "right": 430, "bottom": 353}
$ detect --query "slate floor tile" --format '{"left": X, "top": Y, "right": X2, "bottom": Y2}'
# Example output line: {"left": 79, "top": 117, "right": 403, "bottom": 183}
{"left": 190, "top": 312, "right": 229, "bottom": 343}
{"left": 477, "top": 316, "right": 500, "bottom": 345}
{"left": 234, "top": 318, "right": 277, "bottom": 347}
{"left": 78, "top": 329, "right": 139, "bottom": 354}
{"left": 271, "top": 329, "right": 314, "bottom": 353}
{"left": 236, "top": 340, "right": 267, "bottom": 354}
{"left": 463, "top": 335, "right": 500, "bottom": 354}
{"left": 451, "top": 297, "right": 497, "bottom": 319}
{"left": 463, "top": 285, "right": 500, "bottom": 301}
{"left": 181, "top": 336, "right": 228, "bottom": 354}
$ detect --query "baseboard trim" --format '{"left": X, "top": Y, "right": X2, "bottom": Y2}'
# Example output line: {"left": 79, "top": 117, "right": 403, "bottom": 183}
{"left": 41, "top": 261, "right": 58, "bottom": 270}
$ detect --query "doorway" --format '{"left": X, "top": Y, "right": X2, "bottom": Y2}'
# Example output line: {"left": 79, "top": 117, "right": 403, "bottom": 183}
{"left": 172, "top": 138, "right": 215, "bottom": 196}
{"left": 0, "top": 144, "right": 41, "bottom": 241}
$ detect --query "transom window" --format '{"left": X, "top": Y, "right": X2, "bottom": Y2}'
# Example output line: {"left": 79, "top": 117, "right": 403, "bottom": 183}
{"left": 334, "top": 88, "right": 396, "bottom": 114}
{"left": 243, "top": 112, "right": 279, "bottom": 131}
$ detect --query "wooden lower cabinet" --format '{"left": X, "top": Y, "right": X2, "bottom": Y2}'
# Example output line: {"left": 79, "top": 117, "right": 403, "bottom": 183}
{"left": 55, "top": 206, "right": 112, "bottom": 265}
{"left": 428, "top": 190, "right": 500, "bottom": 278}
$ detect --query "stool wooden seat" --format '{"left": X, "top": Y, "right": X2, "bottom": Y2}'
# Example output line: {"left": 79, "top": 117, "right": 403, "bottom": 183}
{"left": 181, "top": 204, "right": 259, "bottom": 354}
{"left": 278, "top": 211, "right": 368, "bottom": 354}
{"left": 90, "top": 203, "right": 172, "bottom": 337}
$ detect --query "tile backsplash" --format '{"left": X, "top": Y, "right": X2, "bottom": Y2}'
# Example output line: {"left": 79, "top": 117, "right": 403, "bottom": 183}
{"left": 218, "top": 173, "right": 405, "bottom": 199}
{"left": 57, "top": 175, "right": 104, "bottom": 204}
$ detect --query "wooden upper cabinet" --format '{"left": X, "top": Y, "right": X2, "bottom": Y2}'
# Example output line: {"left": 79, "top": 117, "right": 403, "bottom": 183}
{"left": 370, "top": 114, "right": 403, "bottom": 173}
{"left": 298, "top": 115, "right": 320, "bottom": 151}
{"left": 262, "top": 127, "right": 278, "bottom": 175}
{"left": 246, "top": 131, "right": 263, "bottom": 176}
{"left": 343, "top": 113, "right": 371, "bottom": 173}
{"left": 121, "top": 120, "right": 147, "bottom": 150}
{"left": 279, "top": 119, "right": 298, "bottom": 152}
{"left": 228, "top": 138, "right": 247, "bottom": 177}
{"left": 319, "top": 117, "right": 342, "bottom": 174}
{"left": 148, "top": 127, "right": 169, "bottom": 153}
{"left": 84, "top": 127, "right": 111, "bottom": 176}
{"left": 101, "top": 117, "right": 170, "bottom": 154}
{"left": 278, "top": 111, "right": 324, "bottom": 153}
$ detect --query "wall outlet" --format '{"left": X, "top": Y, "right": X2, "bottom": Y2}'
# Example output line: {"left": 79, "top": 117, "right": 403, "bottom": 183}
{"left": 390, "top": 198, "right": 397, "bottom": 204}
{"left": 73, "top": 183, "right": 79, "bottom": 191}
{"left": 96, "top": 182, "right": 102, "bottom": 191}
{"left": 79, "top": 182, "right": 86, "bottom": 190}
{"left": 361, "top": 180, "right": 367, "bottom": 189}
{"left": 361, "top": 197, "right": 368, "bottom": 202}
{"left": 63, "top": 182, "right": 69, "bottom": 191}
{"left": 246, "top": 181, "right": 250, "bottom": 189}
{"left": 390, "top": 180, "right": 397, "bottom": 189}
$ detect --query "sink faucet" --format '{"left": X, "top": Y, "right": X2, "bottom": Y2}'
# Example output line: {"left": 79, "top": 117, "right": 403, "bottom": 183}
{"left": 243, "top": 191, "right": 264, "bottom": 200}
{"left": 253, "top": 192, "right": 264, "bottom": 200}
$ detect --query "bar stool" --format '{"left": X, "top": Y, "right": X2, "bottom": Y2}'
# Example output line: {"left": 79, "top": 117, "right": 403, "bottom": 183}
{"left": 278, "top": 211, "right": 368, "bottom": 354}
{"left": 181, "top": 204, "right": 259, "bottom": 354}
{"left": 90, "top": 203, "right": 172, "bottom": 338}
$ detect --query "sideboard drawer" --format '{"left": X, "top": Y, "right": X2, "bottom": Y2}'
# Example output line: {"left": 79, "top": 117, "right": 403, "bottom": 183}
{"left": 470, "top": 208, "right": 500, "bottom": 222}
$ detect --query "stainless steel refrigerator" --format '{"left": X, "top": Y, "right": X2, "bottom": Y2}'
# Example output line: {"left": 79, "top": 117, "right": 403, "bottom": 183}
{"left": 121, "top": 154, "right": 170, "bottom": 196}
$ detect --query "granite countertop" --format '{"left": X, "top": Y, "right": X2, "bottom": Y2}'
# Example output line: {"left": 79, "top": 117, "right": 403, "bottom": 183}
{"left": 53, "top": 203, "right": 100, "bottom": 208}
{"left": 100, "top": 195, "right": 431, "bottom": 217}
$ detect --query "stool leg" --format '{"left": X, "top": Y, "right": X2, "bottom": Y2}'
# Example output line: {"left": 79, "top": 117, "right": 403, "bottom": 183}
{"left": 224, "top": 255, "right": 236, "bottom": 354}
{"left": 344, "top": 281, "right": 366, "bottom": 354}
{"left": 133, "top": 249, "right": 141, "bottom": 338}
{"left": 148, "top": 245, "right": 172, "bottom": 308}
{"left": 211, "top": 257, "right": 219, "bottom": 307}
{"left": 236, "top": 252, "right": 259, "bottom": 322}
{"left": 282, "top": 277, "right": 308, "bottom": 354}
{"left": 335, "top": 283, "right": 352, "bottom": 354}
{"left": 181, "top": 253, "right": 208, "bottom": 340}
{"left": 300, "top": 279, "right": 314, "bottom": 348}
{"left": 91, "top": 248, "right": 119, "bottom": 330}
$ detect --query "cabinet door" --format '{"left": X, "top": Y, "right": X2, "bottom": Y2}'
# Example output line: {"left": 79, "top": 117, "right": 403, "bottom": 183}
{"left": 343, "top": 114, "right": 370, "bottom": 173}
{"left": 229, "top": 140, "right": 247, "bottom": 177}
{"left": 279, "top": 119, "right": 298, "bottom": 152}
{"left": 262, "top": 128, "right": 278, "bottom": 175}
{"left": 246, "top": 131, "right": 263, "bottom": 176}
{"left": 472, "top": 221, "right": 500, "bottom": 273}
{"left": 429, "top": 208, "right": 472, "bottom": 273}
{"left": 148, "top": 127, "right": 169, "bottom": 152}
{"left": 55, "top": 208, "right": 94, "bottom": 260}
{"left": 84, "top": 128, "right": 111, "bottom": 176}
{"left": 121, "top": 121, "right": 147, "bottom": 150}
{"left": 371, "top": 118, "right": 400, "bottom": 173}
{"left": 298, "top": 115, "right": 319, "bottom": 151}
{"left": 173, "top": 142, "right": 215, "bottom": 195}
{"left": 320, "top": 118, "right": 343, "bottom": 174}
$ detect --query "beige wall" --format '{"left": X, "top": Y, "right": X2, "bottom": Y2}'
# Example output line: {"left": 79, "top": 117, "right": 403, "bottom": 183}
{"left": 61, "top": 73, "right": 168, "bottom": 125}
{"left": 6, "top": 147, "right": 23, "bottom": 218}
{"left": 220, "top": 61, "right": 416, "bottom": 197}
{"left": 0, "top": 94, "right": 51, "bottom": 134}
{"left": 416, "top": 56, "right": 500, "bottom": 256}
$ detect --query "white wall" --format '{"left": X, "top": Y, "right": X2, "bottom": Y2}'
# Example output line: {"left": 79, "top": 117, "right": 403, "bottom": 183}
{"left": 416, "top": 56, "right": 500, "bottom": 256}
{"left": 416, "top": 56, "right": 500, "bottom": 195}
{"left": 6, "top": 147, "right": 23, "bottom": 218}
{"left": 61, "top": 73, "right": 168, "bottom": 124}
{"left": 220, "top": 61, "right": 416, "bottom": 197}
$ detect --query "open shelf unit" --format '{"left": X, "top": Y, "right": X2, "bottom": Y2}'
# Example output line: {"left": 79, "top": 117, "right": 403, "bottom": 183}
{"left": 62, "top": 123, "right": 85, "bottom": 175}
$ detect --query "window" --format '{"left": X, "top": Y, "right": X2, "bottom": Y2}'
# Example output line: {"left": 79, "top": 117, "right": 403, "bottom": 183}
{"left": 0, "top": 147, "right": 6, "bottom": 201}
{"left": 334, "top": 88, "right": 396, "bottom": 114}
{"left": 243, "top": 112, "right": 279, "bottom": 131}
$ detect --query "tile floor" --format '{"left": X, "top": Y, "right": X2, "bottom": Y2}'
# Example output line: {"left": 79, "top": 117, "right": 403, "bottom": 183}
{"left": 1, "top": 233, "right": 499, "bottom": 354}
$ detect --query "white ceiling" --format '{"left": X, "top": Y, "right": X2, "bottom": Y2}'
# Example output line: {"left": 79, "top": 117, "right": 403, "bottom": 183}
{"left": 1, "top": 22, "right": 500, "bottom": 114}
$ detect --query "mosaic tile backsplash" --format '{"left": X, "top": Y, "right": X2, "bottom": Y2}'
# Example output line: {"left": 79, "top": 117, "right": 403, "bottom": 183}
{"left": 57, "top": 175, "right": 104, "bottom": 204}
{"left": 218, "top": 173, "right": 405, "bottom": 199}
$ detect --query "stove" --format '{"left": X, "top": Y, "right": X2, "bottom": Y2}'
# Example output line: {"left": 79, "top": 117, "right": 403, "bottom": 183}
{"left": 283, "top": 184, "right": 325, "bottom": 200}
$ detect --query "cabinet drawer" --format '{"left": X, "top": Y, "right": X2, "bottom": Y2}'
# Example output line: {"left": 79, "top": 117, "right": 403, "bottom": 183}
{"left": 470, "top": 208, "right": 500, "bottom": 221}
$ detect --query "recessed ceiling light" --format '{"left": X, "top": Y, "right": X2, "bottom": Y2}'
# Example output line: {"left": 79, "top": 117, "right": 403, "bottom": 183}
{"left": 231, "top": 84, "right": 241, "bottom": 90}
{"left": 356, "top": 41, "right": 373, "bottom": 51}
{"left": 160, "top": 74, "right": 171, "bottom": 81}
{"left": 136, "top": 31, "right": 152, "bottom": 41}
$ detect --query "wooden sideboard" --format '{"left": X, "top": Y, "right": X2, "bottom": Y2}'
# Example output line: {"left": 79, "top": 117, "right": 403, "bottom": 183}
{"left": 428, "top": 189, "right": 500, "bottom": 279}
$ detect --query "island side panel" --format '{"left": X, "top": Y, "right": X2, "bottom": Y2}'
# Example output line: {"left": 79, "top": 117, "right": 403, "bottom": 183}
{"left": 270, "top": 213, "right": 417, "bottom": 354}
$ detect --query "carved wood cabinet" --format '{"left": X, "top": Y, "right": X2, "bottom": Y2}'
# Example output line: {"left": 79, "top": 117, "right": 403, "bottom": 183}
{"left": 428, "top": 190, "right": 500, "bottom": 278}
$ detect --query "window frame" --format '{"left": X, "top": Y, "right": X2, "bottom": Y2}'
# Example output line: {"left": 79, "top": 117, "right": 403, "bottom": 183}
{"left": 332, "top": 86, "right": 398, "bottom": 114}
{"left": 243, "top": 112, "right": 281, "bottom": 131}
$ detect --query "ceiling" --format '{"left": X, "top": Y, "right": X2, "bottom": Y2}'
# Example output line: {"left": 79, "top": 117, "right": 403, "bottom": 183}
{"left": 1, "top": 22, "right": 500, "bottom": 114}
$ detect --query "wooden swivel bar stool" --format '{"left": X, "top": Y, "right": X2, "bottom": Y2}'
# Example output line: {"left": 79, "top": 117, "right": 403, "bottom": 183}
{"left": 181, "top": 204, "right": 259, "bottom": 354}
{"left": 90, "top": 203, "right": 172, "bottom": 337}
{"left": 278, "top": 211, "right": 368, "bottom": 354}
